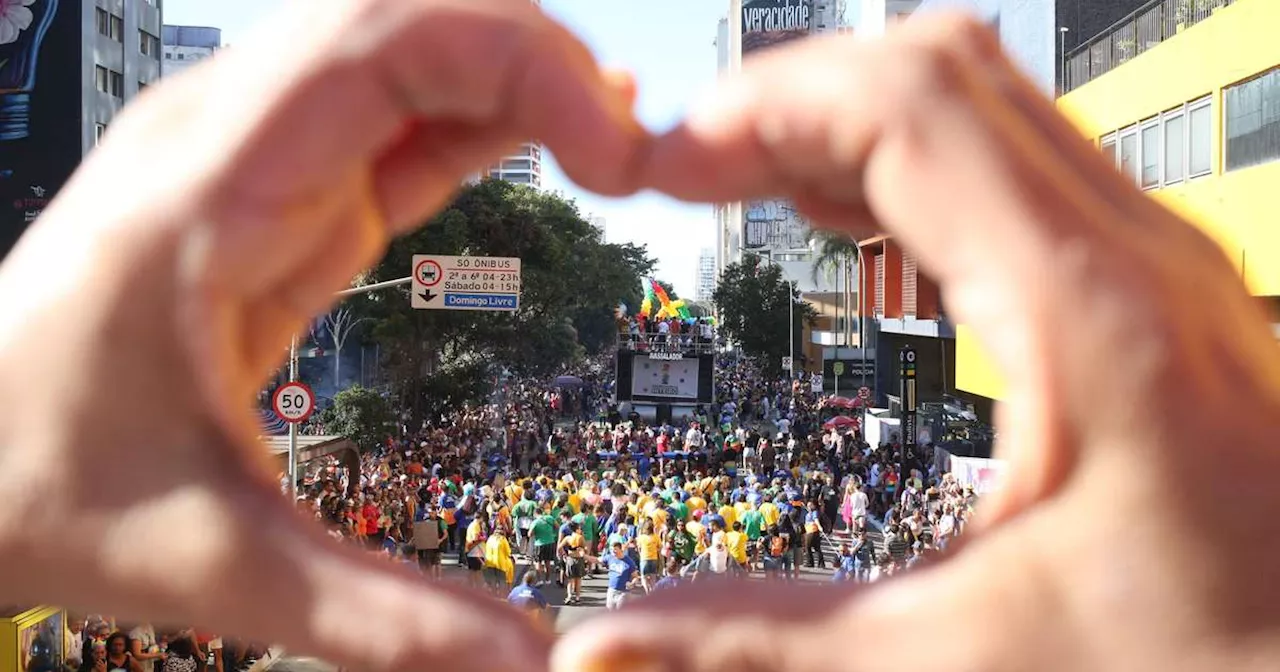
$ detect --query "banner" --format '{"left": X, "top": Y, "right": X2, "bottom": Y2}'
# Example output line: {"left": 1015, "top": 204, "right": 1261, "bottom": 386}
{"left": 739, "top": 0, "right": 814, "bottom": 256}
{"left": 632, "top": 356, "right": 699, "bottom": 399}
{"left": 949, "top": 456, "right": 1008, "bottom": 495}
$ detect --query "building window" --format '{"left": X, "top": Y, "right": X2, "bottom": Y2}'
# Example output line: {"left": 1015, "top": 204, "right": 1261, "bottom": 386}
{"left": 140, "top": 30, "right": 161, "bottom": 59}
{"left": 1140, "top": 118, "right": 1160, "bottom": 189}
{"left": 164, "top": 52, "right": 172, "bottom": 60}
{"left": 1188, "top": 98, "right": 1212, "bottom": 176}
{"left": 95, "top": 123, "right": 107, "bottom": 146}
{"left": 95, "top": 7, "right": 109, "bottom": 36}
{"left": 95, "top": 66, "right": 123, "bottom": 98}
{"left": 1162, "top": 110, "right": 1184, "bottom": 184}
{"left": 1119, "top": 127, "right": 1139, "bottom": 183}
{"left": 1225, "top": 68, "right": 1280, "bottom": 172}
{"left": 110, "top": 14, "right": 123, "bottom": 42}
{"left": 1100, "top": 134, "right": 1116, "bottom": 168}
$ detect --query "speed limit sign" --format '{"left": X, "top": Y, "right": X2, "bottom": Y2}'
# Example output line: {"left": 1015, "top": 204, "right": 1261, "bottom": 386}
{"left": 272, "top": 381, "right": 315, "bottom": 423}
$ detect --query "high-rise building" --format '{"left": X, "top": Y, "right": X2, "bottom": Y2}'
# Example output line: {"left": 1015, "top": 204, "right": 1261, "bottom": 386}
{"left": 0, "top": 0, "right": 164, "bottom": 258}
{"left": 714, "top": 0, "right": 848, "bottom": 286}
{"left": 162, "top": 25, "right": 221, "bottom": 77}
{"left": 947, "top": 0, "right": 1276, "bottom": 421}
{"left": 695, "top": 249, "right": 717, "bottom": 302}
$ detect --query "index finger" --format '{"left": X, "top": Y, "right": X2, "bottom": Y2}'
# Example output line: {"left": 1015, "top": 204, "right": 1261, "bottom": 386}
{"left": 131, "top": 0, "right": 646, "bottom": 221}
{"left": 642, "top": 14, "right": 1210, "bottom": 519}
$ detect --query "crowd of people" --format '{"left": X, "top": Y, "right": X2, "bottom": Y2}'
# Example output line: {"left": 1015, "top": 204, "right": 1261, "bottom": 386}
{"left": 288, "top": 353, "right": 981, "bottom": 615}
{"left": 24, "top": 615, "right": 268, "bottom": 672}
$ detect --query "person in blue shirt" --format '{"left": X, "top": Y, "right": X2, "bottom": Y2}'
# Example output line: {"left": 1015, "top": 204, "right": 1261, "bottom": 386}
{"left": 604, "top": 541, "right": 638, "bottom": 610}
{"left": 650, "top": 559, "right": 682, "bottom": 592}
{"left": 507, "top": 572, "right": 549, "bottom": 612}
{"left": 832, "top": 543, "right": 857, "bottom": 582}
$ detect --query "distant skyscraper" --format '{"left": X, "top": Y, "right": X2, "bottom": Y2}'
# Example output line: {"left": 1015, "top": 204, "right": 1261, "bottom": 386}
{"left": 162, "top": 25, "right": 221, "bottom": 77}
{"left": 696, "top": 249, "right": 717, "bottom": 302}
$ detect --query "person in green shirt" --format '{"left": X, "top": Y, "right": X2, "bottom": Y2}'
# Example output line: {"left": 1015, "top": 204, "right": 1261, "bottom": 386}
{"left": 511, "top": 493, "right": 539, "bottom": 556}
{"left": 572, "top": 507, "right": 600, "bottom": 562}
{"left": 740, "top": 504, "right": 766, "bottom": 572}
{"left": 669, "top": 492, "right": 690, "bottom": 523}
{"left": 528, "top": 512, "right": 559, "bottom": 585}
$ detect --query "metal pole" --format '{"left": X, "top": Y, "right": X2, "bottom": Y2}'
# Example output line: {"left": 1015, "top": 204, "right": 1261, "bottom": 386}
{"left": 1059, "top": 27, "right": 1069, "bottom": 92}
{"left": 856, "top": 246, "right": 867, "bottom": 389}
{"left": 334, "top": 275, "right": 413, "bottom": 297}
{"left": 788, "top": 280, "right": 795, "bottom": 378}
{"left": 288, "top": 333, "right": 299, "bottom": 500}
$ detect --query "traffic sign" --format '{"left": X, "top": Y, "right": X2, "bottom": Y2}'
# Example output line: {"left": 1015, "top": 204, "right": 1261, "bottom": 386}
{"left": 832, "top": 361, "right": 845, "bottom": 376}
{"left": 272, "top": 381, "right": 316, "bottom": 424}
{"left": 781, "top": 356, "right": 793, "bottom": 370}
{"left": 411, "top": 254, "right": 522, "bottom": 311}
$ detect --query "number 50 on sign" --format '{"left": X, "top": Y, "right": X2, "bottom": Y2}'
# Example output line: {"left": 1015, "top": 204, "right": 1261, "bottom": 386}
{"left": 273, "top": 381, "right": 316, "bottom": 423}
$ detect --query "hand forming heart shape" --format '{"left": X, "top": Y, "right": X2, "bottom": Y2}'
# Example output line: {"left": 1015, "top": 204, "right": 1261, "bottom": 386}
{"left": 0, "top": 1, "right": 1278, "bottom": 671}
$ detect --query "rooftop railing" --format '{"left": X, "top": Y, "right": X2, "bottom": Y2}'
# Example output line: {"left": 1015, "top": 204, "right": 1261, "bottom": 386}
{"left": 1062, "top": 0, "right": 1236, "bottom": 95}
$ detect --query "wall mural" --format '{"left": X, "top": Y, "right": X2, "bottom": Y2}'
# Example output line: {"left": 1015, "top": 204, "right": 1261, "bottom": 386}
{"left": 0, "top": 0, "right": 59, "bottom": 141}
{"left": 0, "top": 0, "right": 78, "bottom": 258}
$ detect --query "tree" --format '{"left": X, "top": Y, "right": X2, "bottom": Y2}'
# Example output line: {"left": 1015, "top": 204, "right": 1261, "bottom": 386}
{"left": 322, "top": 386, "right": 395, "bottom": 452}
{"left": 713, "top": 254, "right": 818, "bottom": 375}
{"left": 313, "top": 306, "right": 368, "bottom": 390}
{"left": 356, "top": 179, "right": 654, "bottom": 424}
{"left": 808, "top": 230, "right": 859, "bottom": 283}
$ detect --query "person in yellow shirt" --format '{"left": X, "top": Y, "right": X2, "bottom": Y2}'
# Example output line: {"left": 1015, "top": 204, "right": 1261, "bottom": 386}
{"left": 635, "top": 519, "right": 661, "bottom": 593}
{"left": 483, "top": 527, "right": 514, "bottom": 595}
{"left": 686, "top": 493, "right": 706, "bottom": 514}
{"left": 647, "top": 505, "right": 669, "bottom": 532}
{"left": 760, "top": 499, "right": 781, "bottom": 528}
{"left": 719, "top": 503, "right": 737, "bottom": 533}
{"left": 687, "top": 513, "right": 707, "bottom": 555}
{"left": 725, "top": 521, "right": 749, "bottom": 568}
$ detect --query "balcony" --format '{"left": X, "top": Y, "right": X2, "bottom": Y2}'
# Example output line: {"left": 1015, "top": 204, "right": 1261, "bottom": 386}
{"left": 1063, "top": 0, "right": 1237, "bottom": 94}
{"left": 617, "top": 329, "right": 719, "bottom": 357}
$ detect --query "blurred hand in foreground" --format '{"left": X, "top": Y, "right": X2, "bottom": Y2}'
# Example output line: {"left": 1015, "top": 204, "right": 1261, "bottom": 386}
{"left": 0, "top": 1, "right": 646, "bottom": 671}
{"left": 552, "top": 13, "right": 1280, "bottom": 672}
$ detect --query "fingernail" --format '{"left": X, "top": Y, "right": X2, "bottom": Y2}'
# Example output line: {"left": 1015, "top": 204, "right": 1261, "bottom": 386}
{"left": 686, "top": 79, "right": 758, "bottom": 137}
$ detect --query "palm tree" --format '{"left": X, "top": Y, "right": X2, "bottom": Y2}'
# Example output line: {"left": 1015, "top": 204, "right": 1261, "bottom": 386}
{"left": 808, "top": 230, "right": 860, "bottom": 282}
{"left": 807, "top": 230, "right": 861, "bottom": 349}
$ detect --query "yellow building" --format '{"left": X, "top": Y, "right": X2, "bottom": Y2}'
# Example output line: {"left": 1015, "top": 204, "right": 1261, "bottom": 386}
{"left": 957, "top": 0, "right": 1280, "bottom": 401}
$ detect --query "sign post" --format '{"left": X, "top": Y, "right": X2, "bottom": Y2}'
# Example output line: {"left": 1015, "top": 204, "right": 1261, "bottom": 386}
{"left": 899, "top": 346, "right": 917, "bottom": 485}
{"left": 275, "top": 342, "right": 316, "bottom": 500}
{"left": 832, "top": 361, "right": 845, "bottom": 397}
{"left": 412, "top": 255, "right": 522, "bottom": 311}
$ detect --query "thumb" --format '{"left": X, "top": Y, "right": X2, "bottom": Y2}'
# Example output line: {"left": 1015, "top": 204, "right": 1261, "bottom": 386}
{"left": 550, "top": 551, "right": 1054, "bottom": 672}
{"left": 203, "top": 484, "right": 553, "bottom": 672}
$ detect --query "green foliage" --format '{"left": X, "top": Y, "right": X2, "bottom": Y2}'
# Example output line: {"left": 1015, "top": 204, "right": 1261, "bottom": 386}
{"left": 713, "top": 254, "right": 818, "bottom": 376}
{"left": 322, "top": 386, "right": 395, "bottom": 452}
{"left": 808, "top": 230, "right": 859, "bottom": 283}
{"left": 356, "top": 180, "right": 653, "bottom": 423}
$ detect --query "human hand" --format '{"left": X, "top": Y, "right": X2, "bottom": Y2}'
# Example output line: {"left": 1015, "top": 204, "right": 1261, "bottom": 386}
{"left": 552, "top": 13, "right": 1280, "bottom": 672}
{"left": 0, "top": 1, "right": 645, "bottom": 670}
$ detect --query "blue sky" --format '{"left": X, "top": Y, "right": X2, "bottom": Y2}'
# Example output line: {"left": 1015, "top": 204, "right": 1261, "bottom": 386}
{"left": 163, "top": 0, "right": 728, "bottom": 298}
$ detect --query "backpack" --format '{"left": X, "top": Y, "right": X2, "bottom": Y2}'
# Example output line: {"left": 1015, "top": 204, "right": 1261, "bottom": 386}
{"left": 769, "top": 534, "right": 787, "bottom": 557}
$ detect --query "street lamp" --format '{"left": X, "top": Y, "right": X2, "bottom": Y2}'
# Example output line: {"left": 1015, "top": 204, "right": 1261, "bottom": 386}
{"left": 1059, "top": 26, "right": 1070, "bottom": 92}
